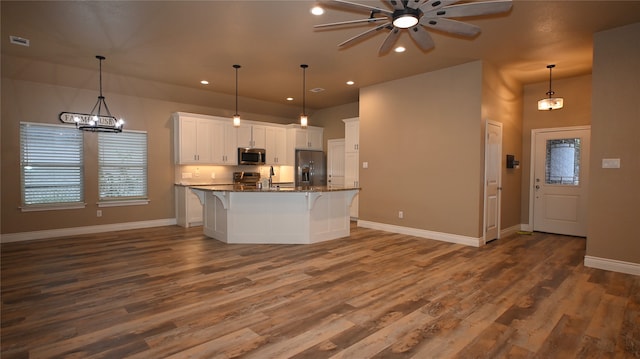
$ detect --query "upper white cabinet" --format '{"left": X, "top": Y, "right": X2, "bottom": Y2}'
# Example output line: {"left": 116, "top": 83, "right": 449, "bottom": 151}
{"left": 174, "top": 112, "right": 237, "bottom": 165}
{"left": 174, "top": 112, "right": 323, "bottom": 166}
{"left": 288, "top": 125, "right": 324, "bottom": 150}
{"left": 265, "top": 126, "right": 288, "bottom": 165}
{"left": 211, "top": 121, "right": 237, "bottom": 165}
{"left": 237, "top": 124, "right": 266, "bottom": 149}
{"left": 344, "top": 117, "right": 359, "bottom": 153}
{"left": 174, "top": 114, "right": 214, "bottom": 164}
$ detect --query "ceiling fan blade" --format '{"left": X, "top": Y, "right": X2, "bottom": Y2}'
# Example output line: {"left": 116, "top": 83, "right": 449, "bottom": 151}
{"left": 338, "top": 22, "right": 391, "bottom": 48}
{"left": 382, "top": 0, "right": 405, "bottom": 10}
{"left": 419, "top": 17, "right": 481, "bottom": 37}
{"left": 408, "top": 26, "right": 435, "bottom": 51}
{"left": 379, "top": 27, "right": 401, "bottom": 54}
{"left": 328, "top": 0, "right": 394, "bottom": 16}
{"left": 424, "top": 0, "right": 513, "bottom": 18}
{"left": 314, "top": 17, "right": 389, "bottom": 28}
{"left": 418, "top": 0, "right": 459, "bottom": 12}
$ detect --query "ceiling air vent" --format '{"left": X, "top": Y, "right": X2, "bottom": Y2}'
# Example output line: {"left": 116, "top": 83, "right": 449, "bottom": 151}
{"left": 10, "top": 36, "right": 30, "bottom": 47}
{"left": 310, "top": 87, "right": 325, "bottom": 93}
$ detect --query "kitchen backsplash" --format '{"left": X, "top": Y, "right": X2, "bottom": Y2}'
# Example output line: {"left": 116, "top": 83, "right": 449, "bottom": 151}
{"left": 175, "top": 165, "right": 294, "bottom": 185}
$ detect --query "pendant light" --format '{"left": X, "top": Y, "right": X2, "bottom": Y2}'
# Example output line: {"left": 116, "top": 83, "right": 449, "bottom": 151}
{"left": 66, "top": 55, "right": 124, "bottom": 132}
{"left": 537, "top": 64, "right": 564, "bottom": 111}
{"left": 232, "top": 64, "right": 241, "bottom": 127}
{"left": 300, "top": 64, "right": 309, "bottom": 128}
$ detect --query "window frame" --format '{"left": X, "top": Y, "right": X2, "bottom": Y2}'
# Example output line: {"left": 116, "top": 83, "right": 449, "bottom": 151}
{"left": 97, "top": 129, "right": 149, "bottom": 207}
{"left": 19, "top": 122, "right": 86, "bottom": 211}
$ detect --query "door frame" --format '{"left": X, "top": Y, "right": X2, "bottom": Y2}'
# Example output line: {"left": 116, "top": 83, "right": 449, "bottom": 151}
{"left": 483, "top": 119, "right": 502, "bottom": 245}
{"left": 528, "top": 125, "right": 591, "bottom": 232}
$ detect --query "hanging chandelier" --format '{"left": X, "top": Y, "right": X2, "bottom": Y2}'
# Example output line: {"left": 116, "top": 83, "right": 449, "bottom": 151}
{"left": 59, "top": 55, "right": 125, "bottom": 132}
{"left": 300, "top": 64, "right": 309, "bottom": 128}
{"left": 538, "top": 64, "right": 564, "bottom": 111}
{"left": 232, "top": 64, "right": 241, "bottom": 127}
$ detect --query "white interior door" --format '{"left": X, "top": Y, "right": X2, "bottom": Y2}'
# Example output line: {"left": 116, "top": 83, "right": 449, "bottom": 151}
{"left": 484, "top": 120, "right": 502, "bottom": 243}
{"left": 327, "top": 139, "right": 345, "bottom": 186}
{"left": 532, "top": 127, "right": 590, "bottom": 237}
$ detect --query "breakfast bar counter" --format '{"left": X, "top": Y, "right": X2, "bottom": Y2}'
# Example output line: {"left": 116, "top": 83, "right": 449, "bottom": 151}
{"left": 189, "top": 185, "right": 360, "bottom": 244}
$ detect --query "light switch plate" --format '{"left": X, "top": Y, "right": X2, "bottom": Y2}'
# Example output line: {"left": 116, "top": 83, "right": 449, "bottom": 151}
{"left": 602, "top": 158, "right": 621, "bottom": 169}
{"left": 362, "top": 162, "right": 368, "bottom": 169}
{"left": 182, "top": 172, "right": 193, "bottom": 179}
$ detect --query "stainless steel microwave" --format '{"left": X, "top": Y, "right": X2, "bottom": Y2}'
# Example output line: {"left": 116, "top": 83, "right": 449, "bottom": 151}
{"left": 238, "top": 148, "right": 266, "bottom": 165}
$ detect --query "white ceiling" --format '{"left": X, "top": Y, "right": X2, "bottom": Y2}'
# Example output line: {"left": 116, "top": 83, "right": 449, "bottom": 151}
{"left": 2, "top": 0, "right": 640, "bottom": 111}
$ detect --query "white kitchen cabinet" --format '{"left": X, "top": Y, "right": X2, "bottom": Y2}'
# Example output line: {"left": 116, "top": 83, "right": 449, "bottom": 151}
{"left": 237, "top": 124, "right": 266, "bottom": 149}
{"left": 265, "top": 126, "right": 288, "bottom": 165}
{"left": 211, "top": 120, "right": 238, "bottom": 165}
{"left": 288, "top": 125, "right": 324, "bottom": 150}
{"left": 174, "top": 115, "right": 214, "bottom": 164}
{"left": 175, "top": 186, "right": 203, "bottom": 227}
{"left": 343, "top": 118, "right": 359, "bottom": 218}
{"left": 344, "top": 117, "right": 359, "bottom": 153}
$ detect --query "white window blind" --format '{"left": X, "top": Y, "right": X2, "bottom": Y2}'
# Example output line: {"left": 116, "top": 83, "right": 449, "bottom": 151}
{"left": 98, "top": 131, "right": 148, "bottom": 201}
{"left": 20, "top": 122, "right": 84, "bottom": 206}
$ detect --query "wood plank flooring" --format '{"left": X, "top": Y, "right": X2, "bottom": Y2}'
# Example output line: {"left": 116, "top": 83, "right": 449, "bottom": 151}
{"left": 2, "top": 224, "right": 639, "bottom": 358}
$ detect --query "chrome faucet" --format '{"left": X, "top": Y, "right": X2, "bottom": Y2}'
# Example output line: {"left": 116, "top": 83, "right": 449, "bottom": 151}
{"left": 269, "top": 166, "right": 275, "bottom": 187}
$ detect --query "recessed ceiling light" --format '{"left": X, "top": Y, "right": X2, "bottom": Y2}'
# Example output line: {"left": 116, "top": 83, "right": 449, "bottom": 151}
{"left": 311, "top": 6, "right": 324, "bottom": 15}
{"left": 286, "top": 97, "right": 294, "bottom": 101}
{"left": 394, "top": 46, "right": 406, "bottom": 53}
{"left": 200, "top": 80, "right": 209, "bottom": 85}
{"left": 346, "top": 81, "right": 355, "bottom": 86}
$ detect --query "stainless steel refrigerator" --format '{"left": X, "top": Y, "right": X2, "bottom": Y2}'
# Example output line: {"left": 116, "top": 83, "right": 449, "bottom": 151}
{"left": 295, "top": 150, "right": 326, "bottom": 186}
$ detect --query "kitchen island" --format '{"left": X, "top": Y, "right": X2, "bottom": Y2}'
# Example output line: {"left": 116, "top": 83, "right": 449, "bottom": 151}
{"left": 189, "top": 185, "right": 360, "bottom": 244}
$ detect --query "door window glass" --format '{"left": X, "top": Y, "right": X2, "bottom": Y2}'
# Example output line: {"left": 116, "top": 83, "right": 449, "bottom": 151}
{"left": 545, "top": 138, "right": 581, "bottom": 185}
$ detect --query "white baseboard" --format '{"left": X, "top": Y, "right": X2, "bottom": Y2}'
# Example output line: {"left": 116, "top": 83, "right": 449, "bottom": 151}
{"left": 500, "top": 224, "right": 522, "bottom": 238}
{"left": 357, "top": 220, "right": 482, "bottom": 247}
{"left": 0, "top": 218, "right": 178, "bottom": 243}
{"left": 520, "top": 223, "right": 533, "bottom": 232}
{"left": 584, "top": 255, "right": 640, "bottom": 276}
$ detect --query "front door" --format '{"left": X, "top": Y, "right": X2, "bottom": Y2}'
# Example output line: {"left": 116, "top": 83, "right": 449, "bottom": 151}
{"left": 532, "top": 126, "right": 590, "bottom": 236}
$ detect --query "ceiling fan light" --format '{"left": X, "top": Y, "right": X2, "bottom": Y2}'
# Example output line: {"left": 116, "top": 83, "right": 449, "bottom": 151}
{"left": 393, "top": 14, "right": 418, "bottom": 29}
{"left": 538, "top": 97, "right": 564, "bottom": 111}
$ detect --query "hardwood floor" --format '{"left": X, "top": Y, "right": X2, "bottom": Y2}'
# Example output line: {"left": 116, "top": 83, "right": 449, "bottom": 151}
{"left": 1, "top": 224, "right": 639, "bottom": 358}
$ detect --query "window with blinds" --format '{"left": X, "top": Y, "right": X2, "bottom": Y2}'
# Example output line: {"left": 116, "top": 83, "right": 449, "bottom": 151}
{"left": 98, "top": 131, "right": 148, "bottom": 201}
{"left": 20, "top": 122, "right": 84, "bottom": 207}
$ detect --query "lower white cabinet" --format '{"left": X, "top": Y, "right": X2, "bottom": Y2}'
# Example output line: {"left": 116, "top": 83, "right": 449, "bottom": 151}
{"left": 176, "top": 186, "right": 203, "bottom": 227}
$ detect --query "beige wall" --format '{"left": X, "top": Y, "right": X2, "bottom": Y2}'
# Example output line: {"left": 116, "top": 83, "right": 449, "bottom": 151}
{"left": 587, "top": 23, "right": 640, "bottom": 264}
{"left": 520, "top": 74, "right": 592, "bottom": 224}
{"left": 359, "top": 61, "right": 484, "bottom": 238}
{"left": 1, "top": 69, "right": 297, "bottom": 235}
{"left": 311, "top": 102, "right": 359, "bottom": 145}
{"left": 481, "top": 62, "right": 524, "bottom": 231}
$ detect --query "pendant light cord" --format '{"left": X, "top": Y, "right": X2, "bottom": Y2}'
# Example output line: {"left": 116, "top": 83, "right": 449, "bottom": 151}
{"left": 233, "top": 64, "right": 241, "bottom": 115}
{"left": 301, "top": 64, "right": 308, "bottom": 116}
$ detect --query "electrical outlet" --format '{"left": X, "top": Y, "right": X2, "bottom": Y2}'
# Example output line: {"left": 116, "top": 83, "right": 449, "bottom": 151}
{"left": 398, "top": 211, "right": 403, "bottom": 219}
{"left": 97, "top": 210, "right": 102, "bottom": 217}
{"left": 195, "top": 167, "right": 200, "bottom": 177}
{"left": 182, "top": 172, "right": 192, "bottom": 179}
{"left": 211, "top": 172, "right": 216, "bottom": 179}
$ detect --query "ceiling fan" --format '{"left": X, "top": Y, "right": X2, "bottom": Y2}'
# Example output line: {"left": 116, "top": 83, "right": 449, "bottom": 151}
{"left": 315, "top": 0, "right": 513, "bottom": 55}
